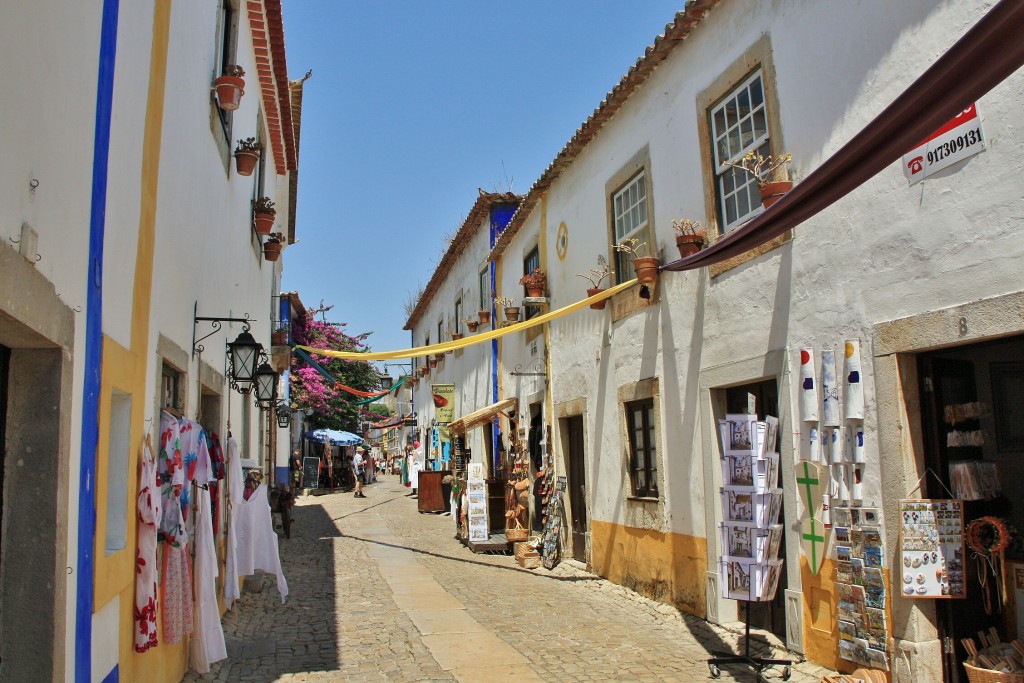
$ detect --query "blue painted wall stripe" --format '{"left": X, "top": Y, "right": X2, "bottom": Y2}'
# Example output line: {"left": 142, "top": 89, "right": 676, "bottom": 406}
{"left": 487, "top": 205, "right": 516, "bottom": 473}
{"left": 101, "top": 664, "right": 119, "bottom": 683}
{"left": 77, "top": 1, "right": 119, "bottom": 680}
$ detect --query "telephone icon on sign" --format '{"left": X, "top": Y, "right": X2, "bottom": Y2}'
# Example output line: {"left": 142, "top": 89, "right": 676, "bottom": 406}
{"left": 907, "top": 156, "right": 924, "bottom": 174}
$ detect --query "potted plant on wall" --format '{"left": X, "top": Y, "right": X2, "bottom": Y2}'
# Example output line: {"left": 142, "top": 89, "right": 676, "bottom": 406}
{"left": 672, "top": 218, "right": 707, "bottom": 258}
{"left": 262, "top": 232, "right": 284, "bottom": 262}
{"left": 271, "top": 324, "right": 288, "bottom": 346}
{"left": 478, "top": 307, "right": 491, "bottom": 325}
{"left": 465, "top": 318, "right": 479, "bottom": 333}
{"left": 234, "top": 137, "right": 261, "bottom": 176}
{"left": 253, "top": 196, "right": 276, "bottom": 235}
{"left": 614, "top": 238, "right": 659, "bottom": 286}
{"left": 519, "top": 268, "right": 547, "bottom": 298}
{"left": 495, "top": 296, "right": 520, "bottom": 323}
{"left": 213, "top": 65, "right": 245, "bottom": 111}
{"left": 575, "top": 256, "right": 613, "bottom": 310}
{"left": 727, "top": 150, "right": 793, "bottom": 208}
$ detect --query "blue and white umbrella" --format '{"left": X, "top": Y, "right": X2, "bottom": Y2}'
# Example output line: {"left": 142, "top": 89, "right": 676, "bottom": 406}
{"left": 303, "top": 429, "right": 364, "bottom": 446}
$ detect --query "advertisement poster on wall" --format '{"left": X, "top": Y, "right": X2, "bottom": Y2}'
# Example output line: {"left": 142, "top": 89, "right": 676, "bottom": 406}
{"left": 431, "top": 384, "right": 455, "bottom": 424}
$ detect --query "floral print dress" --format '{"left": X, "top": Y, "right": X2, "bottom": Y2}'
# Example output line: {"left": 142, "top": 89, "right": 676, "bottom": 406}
{"left": 133, "top": 437, "right": 160, "bottom": 653}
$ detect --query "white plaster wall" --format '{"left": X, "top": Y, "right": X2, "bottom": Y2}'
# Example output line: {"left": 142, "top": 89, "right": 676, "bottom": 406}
{"left": 508, "top": 0, "right": 1024, "bottom": 550}
{"left": 410, "top": 213, "right": 496, "bottom": 467}
{"left": 2, "top": 0, "right": 291, "bottom": 676}
{"left": 151, "top": 0, "right": 284, "bottom": 444}
{"left": 102, "top": 0, "right": 156, "bottom": 350}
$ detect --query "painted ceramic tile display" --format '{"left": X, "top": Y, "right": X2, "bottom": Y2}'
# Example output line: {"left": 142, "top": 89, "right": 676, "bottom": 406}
{"left": 832, "top": 505, "right": 889, "bottom": 671}
{"left": 718, "top": 414, "right": 784, "bottom": 602}
{"left": 898, "top": 499, "right": 966, "bottom": 599}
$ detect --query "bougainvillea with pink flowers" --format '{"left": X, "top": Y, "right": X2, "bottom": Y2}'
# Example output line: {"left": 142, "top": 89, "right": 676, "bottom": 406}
{"left": 289, "top": 303, "right": 382, "bottom": 430}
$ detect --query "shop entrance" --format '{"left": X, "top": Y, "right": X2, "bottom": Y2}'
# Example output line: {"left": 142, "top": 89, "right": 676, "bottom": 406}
{"left": 725, "top": 379, "right": 787, "bottom": 641}
{"left": 564, "top": 415, "right": 588, "bottom": 563}
{"left": 917, "top": 334, "right": 1024, "bottom": 683}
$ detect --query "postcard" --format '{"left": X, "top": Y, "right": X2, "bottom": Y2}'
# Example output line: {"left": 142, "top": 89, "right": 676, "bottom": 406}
{"left": 865, "top": 585, "right": 886, "bottom": 610}
{"left": 838, "top": 620, "right": 857, "bottom": 642}
{"left": 835, "top": 526, "right": 851, "bottom": 544}
{"left": 864, "top": 567, "right": 884, "bottom": 590}
{"left": 867, "top": 607, "right": 887, "bottom": 631}
{"left": 864, "top": 545, "right": 883, "bottom": 568}
{"left": 833, "top": 507, "right": 851, "bottom": 528}
{"left": 861, "top": 507, "right": 880, "bottom": 526}
{"left": 851, "top": 529, "right": 865, "bottom": 558}
{"left": 836, "top": 560, "right": 854, "bottom": 584}
{"left": 836, "top": 545, "right": 852, "bottom": 562}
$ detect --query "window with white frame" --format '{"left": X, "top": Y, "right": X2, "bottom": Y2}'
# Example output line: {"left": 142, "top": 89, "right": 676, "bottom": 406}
{"left": 523, "top": 246, "right": 540, "bottom": 320}
{"left": 710, "top": 69, "right": 770, "bottom": 232}
{"left": 612, "top": 171, "right": 648, "bottom": 284}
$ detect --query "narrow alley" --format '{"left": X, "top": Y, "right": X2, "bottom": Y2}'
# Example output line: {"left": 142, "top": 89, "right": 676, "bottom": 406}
{"left": 184, "top": 477, "right": 832, "bottom": 682}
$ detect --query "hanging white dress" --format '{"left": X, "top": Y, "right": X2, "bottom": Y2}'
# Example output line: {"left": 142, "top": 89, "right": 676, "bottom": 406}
{"left": 224, "top": 436, "right": 244, "bottom": 608}
{"left": 191, "top": 486, "right": 227, "bottom": 673}
{"left": 134, "top": 438, "right": 160, "bottom": 653}
{"left": 225, "top": 483, "right": 289, "bottom": 603}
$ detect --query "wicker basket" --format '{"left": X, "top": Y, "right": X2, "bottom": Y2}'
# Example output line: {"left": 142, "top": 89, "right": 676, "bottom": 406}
{"left": 517, "top": 554, "right": 541, "bottom": 569}
{"left": 506, "top": 527, "right": 529, "bottom": 542}
{"left": 965, "top": 663, "right": 1024, "bottom": 683}
{"left": 514, "top": 541, "right": 535, "bottom": 559}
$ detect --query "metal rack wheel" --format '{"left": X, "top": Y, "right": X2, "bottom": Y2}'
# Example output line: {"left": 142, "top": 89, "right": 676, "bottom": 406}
{"left": 708, "top": 663, "right": 721, "bottom": 679}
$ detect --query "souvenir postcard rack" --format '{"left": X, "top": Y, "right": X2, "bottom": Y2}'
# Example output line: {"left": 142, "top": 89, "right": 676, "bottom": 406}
{"left": 709, "top": 414, "right": 791, "bottom": 680}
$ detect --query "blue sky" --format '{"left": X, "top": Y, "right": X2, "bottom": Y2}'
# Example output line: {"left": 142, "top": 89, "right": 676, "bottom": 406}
{"left": 281, "top": 2, "right": 686, "bottom": 359}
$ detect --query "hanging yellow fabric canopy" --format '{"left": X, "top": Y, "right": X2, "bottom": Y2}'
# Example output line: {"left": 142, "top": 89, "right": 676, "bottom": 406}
{"left": 295, "top": 278, "right": 636, "bottom": 361}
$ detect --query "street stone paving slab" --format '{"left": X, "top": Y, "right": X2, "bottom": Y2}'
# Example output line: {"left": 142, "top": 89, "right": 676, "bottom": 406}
{"left": 183, "top": 477, "right": 836, "bottom": 682}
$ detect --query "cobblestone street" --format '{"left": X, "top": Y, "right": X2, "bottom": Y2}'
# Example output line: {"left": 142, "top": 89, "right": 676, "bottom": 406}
{"left": 184, "top": 477, "right": 834, "bottom": 682}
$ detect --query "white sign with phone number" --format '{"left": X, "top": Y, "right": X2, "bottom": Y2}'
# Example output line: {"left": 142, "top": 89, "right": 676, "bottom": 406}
{"left": 902, "top": 104, "right": 985, "bottom": 185}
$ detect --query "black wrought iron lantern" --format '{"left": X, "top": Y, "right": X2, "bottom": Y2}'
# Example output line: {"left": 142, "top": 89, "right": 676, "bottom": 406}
{"left": 253, "top": 361, "right": 278, "bottom": 409}
{"left": 227, "top": 331, "right": 262, "bottom": 391}
{"left": 276, "top": 402, "right": 292, "bottom": 428}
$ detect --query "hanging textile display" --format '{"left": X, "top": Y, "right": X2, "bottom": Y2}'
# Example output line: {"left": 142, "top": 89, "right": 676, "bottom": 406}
{"left": 134, "top": 435, "right": 160, "bottom": 653}
{"left": 161, "top": 543, "right": 193, "bottom": 645}
{"left": 191, "top": 486, "right": 227, "bottom": 673}
{"left": 225, "top": 482, "right": 289, "bottom": 604}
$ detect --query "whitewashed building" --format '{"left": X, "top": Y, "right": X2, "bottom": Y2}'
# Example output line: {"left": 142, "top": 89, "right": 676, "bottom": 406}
{"left": 0, "top": 1, "right": 303, "bottom": 680}
{"left": 410, "top": 1, "right": 1024, "bottom": 680}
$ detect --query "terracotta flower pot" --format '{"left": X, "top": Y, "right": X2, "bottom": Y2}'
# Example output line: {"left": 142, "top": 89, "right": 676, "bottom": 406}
{"left": 478, "top": 309, "right": 491, "bottom": 324}
{"left": 466, "top": 321, "right": 479, "bottom": 333}
{"left": 675, "top": 234, "right": 705, "bottom": 258}
{"left": 586, "top": 287, "right": 607, "bottom": 310}
{"left": 452, "top": 333, "right": 463, "bottom": 341}
{"left": 263, "top": 240, "right": 282, "bottom": 262}
{"left": 213, "top": 74, "right": 245, "bottom": 111}
{"left": 504, "top": 306, "right": 521, "bottom": 323}
{"left": 525, "top": 285, "right": 545, "bottom": 298}
{"left": 418, "top": 367, "right": 428, "bottom": 377}
{"left": 254, "top": 211, "right": 275, "bottom": 236}
{"left": 234, "top": 150, "right": 260, "bottom": 176}
{"left": 429, "top": 359, "right": 438, "bottom": 368}
{"left": 271, "top": 331, "right": 288, "bottom": 346}
{"left": 632, "top": 256, "right": 660, "bottom": 285}
{"left": 759, "top": 181, "right": 793, "bottom": 208}
{"left": 410, "top": 378, "right": 419, "bottom": 387}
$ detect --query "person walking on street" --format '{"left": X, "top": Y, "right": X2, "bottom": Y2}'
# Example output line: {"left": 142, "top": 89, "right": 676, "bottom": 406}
{"left": 352, "top": 449, "right": 366, "bottom": 498}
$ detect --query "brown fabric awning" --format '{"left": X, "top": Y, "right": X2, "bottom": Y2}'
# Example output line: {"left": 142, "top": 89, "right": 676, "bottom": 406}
{"left": 448, "top": 397, "right": 518, "bottom": 435}
{"left": 662, "top": 0, "right": 1024, "bottom": 273}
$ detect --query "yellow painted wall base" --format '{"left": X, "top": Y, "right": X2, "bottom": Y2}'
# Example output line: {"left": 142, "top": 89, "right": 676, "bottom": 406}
{"left": 801, "top": 556, "right": 893, "bottom": 680}
{"left": 591, "top": 520, "right": 707, "bottom": 617}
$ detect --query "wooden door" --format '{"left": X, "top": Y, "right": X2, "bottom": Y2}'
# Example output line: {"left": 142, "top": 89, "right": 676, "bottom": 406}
{"left": 566, "top": 415, "right": 588, "bottom": 563}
